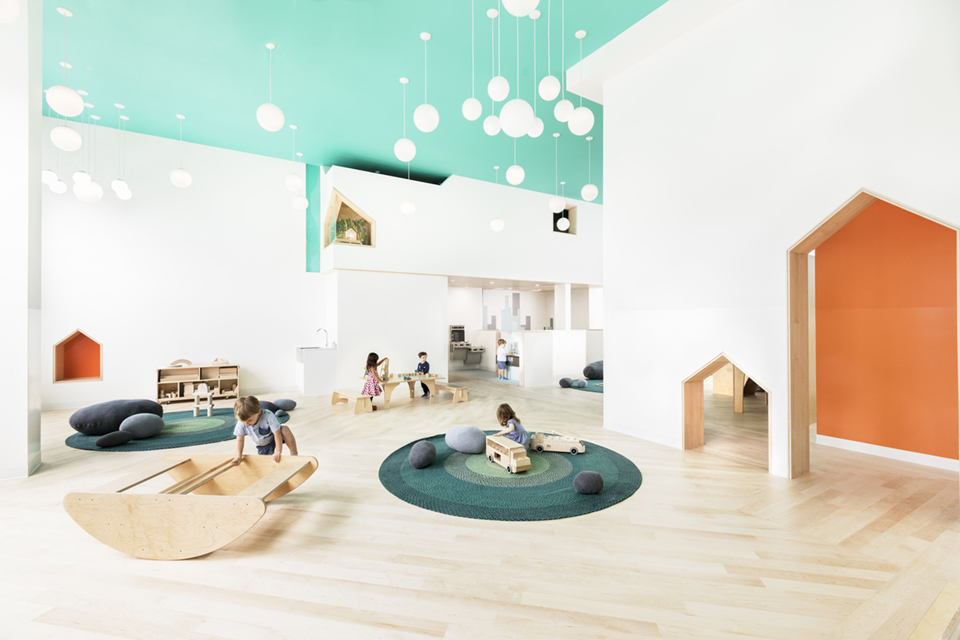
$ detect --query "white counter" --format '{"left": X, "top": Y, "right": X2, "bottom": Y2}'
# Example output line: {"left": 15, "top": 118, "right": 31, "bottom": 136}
{"left": 296, "top": 347, "right": 338, "bottom": 396}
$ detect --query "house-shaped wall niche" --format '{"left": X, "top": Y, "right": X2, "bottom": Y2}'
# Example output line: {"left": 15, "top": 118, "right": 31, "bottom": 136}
{"left": 553, "top": 205, "right": 578, "bottom": 235}
{"left": 54, "top": 329, "right": 102, "bottom": 383}
{"left": 323, "top": 188, "right": 376, "bottom": 248}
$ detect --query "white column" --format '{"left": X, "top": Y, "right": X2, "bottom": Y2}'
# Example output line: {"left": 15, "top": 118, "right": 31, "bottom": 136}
{"left": 0, "top": 0, "right": 43, "bottom": 478}
{"left": 554, "top": 283, "right": 572, "bottom": 330}
{"left": 588, "top": 287, "right": 604, "bottom": 329}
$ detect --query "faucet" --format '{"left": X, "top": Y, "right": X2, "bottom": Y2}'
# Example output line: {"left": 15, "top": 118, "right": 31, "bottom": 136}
{"left": 317, "top": 328, "right": 328, "bottom": 348}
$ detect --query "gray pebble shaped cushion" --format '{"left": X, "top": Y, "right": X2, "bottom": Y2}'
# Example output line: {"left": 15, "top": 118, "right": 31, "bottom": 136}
{"left": 119, "top": 413, "right": 165, "bottom": 439}
{"left": 445, "top": 424, "right": 487, "bottom": 454}
{"left": 573, "top": 470, "right": 604, "bottom": 494}
{"left": 275, "top": 409, "right": 288, "bottom": 419}
{"left": 274, "top": 399, "right": 297, "bottom": 411}
{"left": 408, "top": 440, "right": 437, "bottom": 469}
{"left": 583, "top": 360, "right": 604, "bottom": 380}
{"left": 257, "top": 400, "right": 280, "bottom": 413}
{"left": 96, "top": 431, "right": 134, "bottom": 448}
{"left": 575, "top": 379, "right": 587, "bottom": 388}
{"left": 69, "top": 399, "right": 164, "bottom": 436}
{"left": 559, "top": 377, "right": 573, "bottom": 388}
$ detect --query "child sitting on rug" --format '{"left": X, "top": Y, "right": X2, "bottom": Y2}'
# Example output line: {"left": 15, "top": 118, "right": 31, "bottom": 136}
{"left": 494, "top": 403, "right": 528, "bottom": 448}
{"left": 232, "top": 396, "right": 298, "bottom": 464}
{"left": 363, "top": 352, "right": 387, "bottom": 411}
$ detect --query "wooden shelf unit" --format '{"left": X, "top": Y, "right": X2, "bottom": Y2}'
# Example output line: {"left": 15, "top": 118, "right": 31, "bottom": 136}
{"left": 156, "top": 364, "right": 240, "bottom": 405}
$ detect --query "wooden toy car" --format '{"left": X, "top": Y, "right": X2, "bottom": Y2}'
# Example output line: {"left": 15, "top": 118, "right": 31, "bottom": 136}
{"left": 529, "top": 431, "right": 585, "bottom": 455}
{"left": 486, "top": 435, "right": 532, "bottom": 474}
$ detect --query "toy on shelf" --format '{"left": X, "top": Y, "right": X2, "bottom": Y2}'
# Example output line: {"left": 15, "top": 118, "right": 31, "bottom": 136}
{"left": 212, "top": 357, "right": 229, "bottom": 364}
{"left": 192, "top": 382, "right": 214, "bottom": 417}
{"left": 63, "top": 453, "right": 318, "bottom": 560}
{"left": 169, "top": 358, "right": 192, "bottom": 367}
{"left": 529, "top": 431, "right": 585, "bottom": 455}
{"left": 485, "top": 435, "right": 532, "bottom": 474}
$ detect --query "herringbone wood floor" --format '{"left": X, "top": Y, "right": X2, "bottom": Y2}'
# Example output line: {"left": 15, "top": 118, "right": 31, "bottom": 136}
{"left": 1, "top": 377, "right": 957, "bottom": 639}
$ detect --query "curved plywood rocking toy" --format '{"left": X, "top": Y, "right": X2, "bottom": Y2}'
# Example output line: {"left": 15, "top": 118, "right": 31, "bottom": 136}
{"left": 63, "top": 454, "right": 318, "bottom": 560}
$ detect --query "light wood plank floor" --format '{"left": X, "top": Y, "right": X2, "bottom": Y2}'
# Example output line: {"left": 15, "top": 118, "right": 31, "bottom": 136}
{"left": 2, "top": 377, "right": 958, "bottom": 639}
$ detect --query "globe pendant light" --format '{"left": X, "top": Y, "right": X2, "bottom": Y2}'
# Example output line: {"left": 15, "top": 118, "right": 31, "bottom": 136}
{"left": 491, "top": 218, "right": 505, "bottom": 232}
{"left": 553, "top": 0, "right": 574, "bottom": 122}
{"left": 462, "top": 0, "right": 483, "bottom": 121}
{"left": 487, "top": 7, "right": 509, "bottom": 102}
{"left": 42, "top": 170, "right": 57, "bottom": 185}
{"left": 548, "top": 132, "right": 565, "bottom": 213}
{"left": 503, "top": 0, "right": 540, "bottom": 18}
{"left": 256, "top": 43, "right": 285, "bottom": 132}
{"left": 413, "top": 33, "right": 439, "bottom": 133}
{"left": 46, "top": 8, "right": 84, "bottom": 118}
{"left": 483, "top": 112, "right": 501, "bottom": 136}
{"left": 170, "top": 114, "right": 192, "bottom": 188}
{"left": 506, "top": 139, "right": 524, "bottom": 185}
{"left": 557, "top": 182, "right": 570, "bottom": 230}
{"left": 538, "top": 0, "right": 560, "bottom": 101}
{"left": 0, "top": 0, "right": 21, "bottom": 23}
{"left": 527, "top": 11, "right": 544, "bottom": 138}
{"left": 581, "top": 136, "right": 598, "bottom": 201}
{"left": 51, "top": 123, "right": 81, "bottom": 152}
{"left": 394, "top": 78, "right": 416, "bottom": 162}
{"left": 500, "top": 15, "right": 534, "bottom": 137}
{"left": 291, "top": 151, "right": 309, "bottom": 211}
{"left": 285, "top": 125, "right": 305, "bottom": 192}
{"left": 568, "top": 30, "right": 595, "bottom": 135}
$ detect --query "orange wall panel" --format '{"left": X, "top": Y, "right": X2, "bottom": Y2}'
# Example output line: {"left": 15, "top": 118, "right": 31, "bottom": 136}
{"left": 816, "top": 200, "right": 958, "bottom": 460}
{"left": 63, "top": 333, "right": 101, "bottom": 380}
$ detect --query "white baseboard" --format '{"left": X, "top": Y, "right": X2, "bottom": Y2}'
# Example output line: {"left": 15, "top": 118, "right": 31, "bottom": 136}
{"left": 816, "top": 434, "right": 959, "bottom": 471}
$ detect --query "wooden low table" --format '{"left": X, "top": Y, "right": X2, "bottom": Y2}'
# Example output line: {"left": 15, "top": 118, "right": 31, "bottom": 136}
{"left": 361, "top": 373, "right": 444, "bottom": 409}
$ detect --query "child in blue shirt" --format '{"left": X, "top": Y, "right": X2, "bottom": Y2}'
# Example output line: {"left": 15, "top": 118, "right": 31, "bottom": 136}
{"left": 495, "top": 403, "right": 528, "bottom": 448}
{"left": 416, "top": 351, "right": 430, "bottom": 397}
{"left": 232, "top": 396, "right": 298, "bottom": 464}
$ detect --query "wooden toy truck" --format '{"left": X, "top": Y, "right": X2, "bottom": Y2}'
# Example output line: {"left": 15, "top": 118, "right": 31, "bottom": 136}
{"left": 529, "top": 431, "right": 586, "bottom": 455}
{"left": 485, "top": 435, "right": 532, "bottom": 474}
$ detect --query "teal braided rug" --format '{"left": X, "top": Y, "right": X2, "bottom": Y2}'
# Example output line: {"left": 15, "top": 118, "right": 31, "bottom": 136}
{"left": 378, "top": 432, "right": 642, "bottom": 521}
{"left": 65, "top": 408, "right": 289, "bottom": 452}
{"left": 569, "top": 379, "right": 604, "bottom": 393}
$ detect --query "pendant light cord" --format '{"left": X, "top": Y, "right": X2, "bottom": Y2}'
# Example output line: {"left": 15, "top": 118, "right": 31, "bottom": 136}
{"left": 554, "top": 135, "right": 558, "bottom": 195}
{"left": 292, "top": 127, "right": 296, "bottom": 161}
{"left": 588, "top": 138, "right": 592, "bottom": 183}
{"left": 470, "top": 0, "right": 475, "bottom": 98}
{"left": 547, "top": 0, "right": 551, "bottom": 77}
{"left": 402, "top": 82, "right": 406, "bottom": 138}
{"left": 579, "top": 36, "right": 583, "bottom": 106}
{"left": 179, "top": 118, "right": 183, "bottom": 169}
{"left": 513, "top": 137, "right": 517, "bottom": 166}
{"left": 269, "top": 47, "right": 273, "bottom": 103}
{"left": 62, "top": 11, "right": 67, "bottom": 84}
{"left": 515, "top": 16, "right": 519, "bottom": 98}
{"left": 497, "top": 0, "right": 501, "bottom": 76}
{"left": 561, "top": 0, "right": 565, "bottom": 99}
{"left": 533, "top": 14, "right": 537, "bottom": 115}
{"left": 423, "top": 38, "right": 428, "bottom": 102}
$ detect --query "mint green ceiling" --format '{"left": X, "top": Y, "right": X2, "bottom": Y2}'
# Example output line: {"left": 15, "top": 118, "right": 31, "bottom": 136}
{"left": 42, "top": 0, "right": 669, "bottom": 202}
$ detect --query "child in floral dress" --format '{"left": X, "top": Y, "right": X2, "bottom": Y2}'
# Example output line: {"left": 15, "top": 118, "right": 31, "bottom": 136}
{"left": 363, "top": 352, "right": 386, "bottom": 410}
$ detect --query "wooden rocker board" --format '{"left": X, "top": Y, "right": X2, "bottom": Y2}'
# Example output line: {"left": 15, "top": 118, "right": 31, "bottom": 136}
{"left": 63, "top": 454, "right": 318, "bottom": 560}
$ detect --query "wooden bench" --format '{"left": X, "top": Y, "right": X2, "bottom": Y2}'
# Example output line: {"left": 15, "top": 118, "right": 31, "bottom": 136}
{"left": 332, "top": 388, "right": 373, "bottom": 414}
{"left": 435, "top": 384, "right": 468, "bottom": 404}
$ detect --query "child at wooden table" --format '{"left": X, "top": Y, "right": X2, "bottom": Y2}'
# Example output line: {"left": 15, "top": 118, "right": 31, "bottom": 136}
{"left": 232, "top": 396, "right": 298, "bottom": 464}
{"left": 416, "top": 351, "right": 431, "bottom": 397}
{"left": 494, "top": 403, "right": 528, "bottom": 448}
{"left": 363, "top": 352, "right": 386, "bottom": 411}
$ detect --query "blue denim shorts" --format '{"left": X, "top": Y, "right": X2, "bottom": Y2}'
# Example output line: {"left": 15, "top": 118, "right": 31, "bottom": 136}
{"left": 497, "top": 360, "right": 507, "bottom": 369}
{"left": 256, "top": 440, "right": 276, "bottom": 455}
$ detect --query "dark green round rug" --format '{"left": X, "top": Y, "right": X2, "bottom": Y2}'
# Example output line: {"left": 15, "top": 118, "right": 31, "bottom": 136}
{"left": 378, "top": 432, "right": 642, "bottom": 521}
{"left": 64, "top": 408, "right": 289, "bottom": 452}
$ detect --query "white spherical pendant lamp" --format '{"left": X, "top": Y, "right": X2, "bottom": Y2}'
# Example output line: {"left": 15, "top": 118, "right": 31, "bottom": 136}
{"left": 50, "top": 180, "right": 67, "bottom": 194}
{"left": 581, "top": 184, "right": 599, "bottom": 202}
{"left": 285, "top": 173, "right": 304, "bottom": 192}
{"left": 110, "top": 179, "right": 128, "bottom": 193}
{"left": 549, "top": 196, "right": 566, "bottom": 213}
{"left": 487, "top": 76, "right": 510, "bottom": 102}
{"left": 568, "top": 106, "right": 595, "bottom": 136}
{"left": 502, "top": 0, "right": 540, "bottom": 18}
{"left": 72, "top": 170, "right": 90, "bottom": 186}
{"left": 292, "top": 195, "right": 309, "bottom": 211}
{"left": 538, "top": 76, "right": 560, "bottom": 101}
{"left": 400, "top": 200, "right": 416, "bottom": 215}
{"left": 74, "top": 180, "right": 103, "bottom": 204}
{"left": 414, "top": 104, "right": 439, "bottom": 133}
{"left": 554, "top": 99, "right": 574, "bottom": 123}
{"left": 116, "top": 188, "right": 132, "bottom": 201}
{"left": 170, "top": 168, "right": 192, "bottom": 188}
{"left": 256, "top": 102, "right": 284, "bottom": 132}
{"left": 50, "top": 125, "right": 81, "bottom": 152}
{"left": 462, "top": 97, "right": 482, "bottom": 121}
{"left": 490, "top": 218, "right": 505, "bottom": 232}
{"left": 483, "top": 114, "right": 501, "bottom": 136}
{"left": 46, "top": 85, "right": 84, "bottom": 118}
{"left": 505, "top": 165, "right": 525, "bottom": 186}
{"left": 527, "top": 117, "right": 544, "bottom": 138}
{"left": 556, "top": 217, "right": 570, "bottom": 231}
{"left": 499, "top": 98, "right": 534, "bottom": 138}
{"left": 41, "top": 170, "right": 58, "bottom": 185}
{"left": 394, "top": 138, "right": 416, "bottom": 162}
{"left": 0, "top": 0, "right": 21, "bottom": 23}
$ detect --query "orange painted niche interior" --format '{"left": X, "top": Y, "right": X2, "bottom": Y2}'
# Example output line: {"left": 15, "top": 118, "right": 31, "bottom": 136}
{"left": 54, "top": 330, "right": 102, "bottom": 383}
{"left": 816, "top": 199, "right": 958, "bottom": 460}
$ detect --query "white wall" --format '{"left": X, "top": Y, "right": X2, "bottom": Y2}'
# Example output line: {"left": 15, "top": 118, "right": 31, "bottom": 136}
{"left": 593, "top": 0, "right": 960, "bottom": 477}
{"left": 553, "top": 331, "right": 587, "bottom": 377}
{"left": 320, "top": 166, "right": 603, "bottom": 286}
{"left": 41, "top": 122, "right": 321, "bottom": 410}
{"left": 333, "top": 270, "right": 448, "bottom": 390}
{"left": 588, "top": 287, "right": 604, "bottom": 329}
{"left": 571, "top": 289, "right": 590, "bottom": 330}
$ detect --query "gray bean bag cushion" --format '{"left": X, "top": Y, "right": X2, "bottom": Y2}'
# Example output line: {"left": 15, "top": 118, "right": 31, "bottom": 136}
{"left": 257, "top": 399, "right": 280, "bottom": 413}
{"left": 559, "top": 377, "right": 573, "bottom": 388}
{"left": 95, "top": 431, "right": 134, "bottom": 448}
{"left": 408, "top": 440, "right": 437, "bottom": 469}
{"left": 575, "top": 379, "right": 587, "bottom": 388}
{"left": 119, "top": 413, "right": 164, "bottom": 439}
{"left": 583, "top": 360, "right": 604, "bottom": 380}
{"left": 69, "top": 399, "right": 164, "bottom": 436}
{"left": 275, "top": 409, "right": 288, "bottom": 419}
{"left": 573, "top": 471, "right": 604, "bottom": 494}
{"left": 445, "top": 424, "right": 487, "bottom": 454}
{"left": 274, "top": 399, "right": 297, "bottom": 411}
